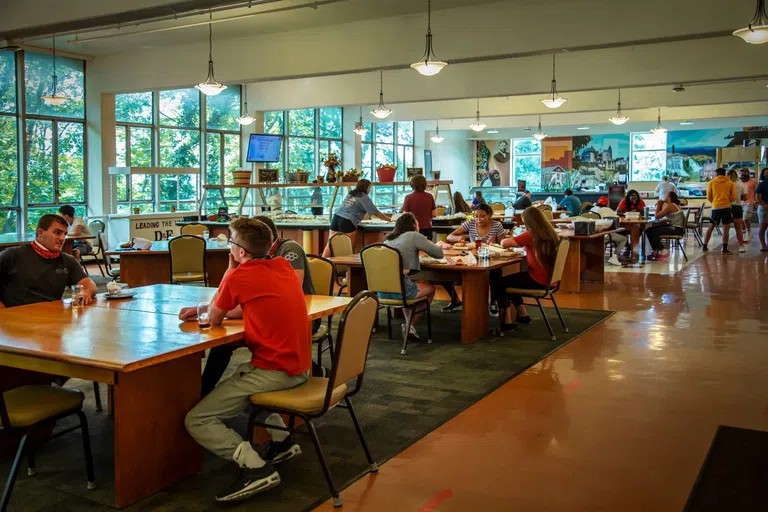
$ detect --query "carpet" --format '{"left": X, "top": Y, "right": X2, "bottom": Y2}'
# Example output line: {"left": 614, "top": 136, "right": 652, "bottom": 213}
{"left": 1, "top": 302, "right": 613, "bottom": 511}
{"left": 684, "top": 425, "right": 768, "bottom": 512}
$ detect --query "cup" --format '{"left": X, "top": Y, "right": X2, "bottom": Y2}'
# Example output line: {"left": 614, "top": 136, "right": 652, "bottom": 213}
{"left": 72, "top": 284, "right": 84, "bottom": 307}
{"left": 643, "top": 206, "right": 650, "bottom": 219}
{"left": 474, "top": 240, "right": 482, "bottom": 250}
{"left": 107, "top": 281, "right": 120, "bottom": 295}
{"left": 197, "top": 302, "right": 211, "bottom": 329}
{"left": 203, "top": 230, "right": 210, "bottom": 242}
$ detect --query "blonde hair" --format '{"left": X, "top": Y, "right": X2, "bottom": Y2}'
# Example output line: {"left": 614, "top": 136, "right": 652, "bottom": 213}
{"left": 727, "top": 168, "right": 739, "bottom": 182}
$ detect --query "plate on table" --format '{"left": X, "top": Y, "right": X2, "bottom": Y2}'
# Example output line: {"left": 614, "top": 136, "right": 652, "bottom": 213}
{"left": 452, "top": 243, "right": 471, "bottom": 250}
{"left": 104, "top": 292, "right": 136, "bottom": 300}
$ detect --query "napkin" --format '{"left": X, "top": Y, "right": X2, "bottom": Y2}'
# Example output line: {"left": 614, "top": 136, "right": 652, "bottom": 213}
{"left": 132, "top": 237, "right": 152, "bottom": 250}
{"left": 217, "top": 233, "right": 228, "bottom": 242}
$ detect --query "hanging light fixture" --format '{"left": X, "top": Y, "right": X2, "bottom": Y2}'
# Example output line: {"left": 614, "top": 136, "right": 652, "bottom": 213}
{"left": 196, "top": 13, "right": 227, "bottom": 96}
{"left": 41, "top": 35, "right": 68, "bottom": 107}
{"left": 734, "top": 0, "right": 768, "bottom": 44}
{"left": 609, "top": 89, "right": 629, "bottom": 125}
{"left": 236, "top": 84, "right": 254, "bottom": 125}
{"left": 370, "top": 71, "right": 393, "bottom": 119}
{"left": 410, "top": 0, "right": 448, "bottom": 76}
{"left": 468, "top": 99, "right": 486, "bottom": 132}
{"left": 650, "top": 108, "right": 667, "bottom": 135}
{"left": 353, "top": 106, "right": 368, "bottom": 137}
{"left": 533, "top": 116, "right": 547, "bottom": 141}
{"left": 431, "top": 121, "right": 445, "bottom": 143}
{"left": 540, "top": 54, "right": 567, "bottom": 109}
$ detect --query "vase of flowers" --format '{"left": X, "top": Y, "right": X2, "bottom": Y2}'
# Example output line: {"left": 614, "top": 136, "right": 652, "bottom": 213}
{"left": 341, "top": 168, "right": 362, "bottom": 183}
{"left": 376, "top": 163, "right": 398, "bottom": 183}
{"left": 324, "top": 152, "right": 340, "bottom": 182}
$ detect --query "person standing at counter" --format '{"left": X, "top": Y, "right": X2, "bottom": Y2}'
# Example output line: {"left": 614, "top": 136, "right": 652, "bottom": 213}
{"left": 322, "top": 179, "right": 390, "bottom": 257}
{"left": 402, "top": 175, "right": 436, "bottom": 240}
{"left": 740, "top": 168, "right": 757, "bottom": 241}
{"left": 310, "top": 180, "right": 324, "bottom": 216}
{"left": 616, "top": 189, "right": 646, "bottom": 214}
{"left": 728, "top": 169, "right": 747, "bottom": 253}
{"left": 513, "top": 190, "right": 532, "bottom": 210}
{"left": 655, "top": 175, "right": 677, "bottom": 200}
{"left": 558, "top": 189, "right": 581, "bottom": 216}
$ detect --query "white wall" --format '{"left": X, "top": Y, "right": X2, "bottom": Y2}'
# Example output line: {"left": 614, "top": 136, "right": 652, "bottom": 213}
{"left": 426, "top": 134, "right": 473, "bottom": 199}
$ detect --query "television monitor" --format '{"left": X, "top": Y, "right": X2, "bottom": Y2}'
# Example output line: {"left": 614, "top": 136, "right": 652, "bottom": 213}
{"left": 246, "top": 134, "right": 282, "bottom": 163}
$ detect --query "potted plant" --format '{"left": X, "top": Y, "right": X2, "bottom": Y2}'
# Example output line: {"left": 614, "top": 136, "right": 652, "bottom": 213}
{"left": 341, "top": 168, "right": 362, "bottom": 183}
{"left": 376, "top": 163, "right": 398, "bottom": 182}
{"left": 324, "top": 152, "right": 340, "bottom": 182}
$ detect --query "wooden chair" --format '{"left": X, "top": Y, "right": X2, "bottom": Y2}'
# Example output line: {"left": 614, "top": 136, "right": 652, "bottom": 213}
{"left": 80, "top": 220, "right": 106, "bottom": 277}
{"left": 1, "top": 385, "right": 96, "bottom": 510}
{"left": 539, "top": 208, "right": 554, "bottom": 221}
{"left": 180, "top": 223, "right": 208, "bottom": 236}
{"left": 687, "top": 204, "right": 705, "bottom": 246}
{"left": 247, "top": 292, "right": 379, "bottom": 508}
{"left": 328, "top": 233, "right": 353, "bottom": 296}
{"left": 580, "top": 202, "right": 594, "bottom": 214}
{"left": 307, "top": 255, "right": 337, "bottom": 366}
{"left": 498, "top": 239, "right": 570, "bottom": 341}
{"left": 581, "top": 211, "right": 600, "bottom": 219}
{"left": 490, "top": 202, "right": 505, "bottom": 215}
{"left": 98, "top": 232, "right": 120, "bottom": 282}
{"left": 434, "top": 206, "right": 447, "bottom": 217}
{"left": 360, "top": 244, "right": 432, "bottom": 355}
{"left": 659, "top": 211, "right": 690, "bottom": 261}
{"left": 168, "top": 235, "right": 208, "bottom": 286}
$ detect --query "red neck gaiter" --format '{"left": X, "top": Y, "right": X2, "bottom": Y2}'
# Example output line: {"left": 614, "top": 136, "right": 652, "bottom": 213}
{"left": 31, "top": 240, "right": 60, "bottom": 260}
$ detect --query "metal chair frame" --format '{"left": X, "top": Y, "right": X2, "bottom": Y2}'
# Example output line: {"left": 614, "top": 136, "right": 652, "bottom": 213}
{"left": 328, "top": 233, "right": 353, "bottom": 296}
{"left": 307, "top": 254, "right": 338, "bottom": 366}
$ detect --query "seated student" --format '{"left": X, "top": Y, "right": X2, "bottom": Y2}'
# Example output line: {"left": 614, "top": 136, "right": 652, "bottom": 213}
{"left": 452, "top": 191, "right": 473, "bottom": 214}
{"left": 181, "top": 218, "right": 310, "bottom": 503}
{"left": 58, "top": 205, "right": 93, "bottom": 259}
{"left": 513, "top": 190, "right": 532, "bottom": 210}
{"left": 616, "top": 189, "right": 646, "bottom": 214}
{"left": 558, "top": 189, "right": 581, "bottom": 216}
{"left": 590, "top": 196, "right": 627, "bottom": 267}
{"left": 645, "top": 191, "right": 686, "bottom": 260}
{"left": 200, "top": 215, "right": 317, "bottom": 397}
{"left": 380, "top": 213, "right": 443, "bottom": 339}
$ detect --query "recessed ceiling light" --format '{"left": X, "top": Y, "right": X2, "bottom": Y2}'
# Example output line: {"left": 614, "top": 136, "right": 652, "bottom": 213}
{"left": 487, "top": 129, "right": 499, "bottom": 134}
{"left": 577, "top": 126, "right": 590, "bottom": 130}
{"left": 680, "top": 121, "right": 694, "bottom": 125}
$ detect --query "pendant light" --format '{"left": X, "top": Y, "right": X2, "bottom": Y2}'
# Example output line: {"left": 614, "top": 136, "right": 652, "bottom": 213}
{"left": 734, "top": 0, "right": 768, "bottom": 44}
{"left": 410, "top": 0, "right": 448, "bottom": 76}
{"left": 431, "top": 121, "right": 445, "bottom": 143}
{"left": 609, "top": 89, "right": 629, "bottom": 125}
{"left": 353, "top": 106, "right": 368, "bottom": 137}
{"left": 370, "top": 71, "right": 393, "bottom": 119}
{"left": 41, "top": 35, "right": 68, "bottom": 107}
{"left": 533, "top": 116, "right": 547, "bottom": 141}
{"left": 650, "top": 108, "right": 667, "bottom": 135}
{"left": 196, "top": 13, "right": 227, "bottom": 97}
{"left": 540, "top": 54, "right": 567, "bottom": 109}
{"left": 468, "top": 99, "right": 486, "bottom": 132}
{"left": 236, "top": 85, "right": 254, "bottom": 125}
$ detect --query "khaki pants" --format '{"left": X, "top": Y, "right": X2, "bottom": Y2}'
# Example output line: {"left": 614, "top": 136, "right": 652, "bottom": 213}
{"left": 185, "top": 362, "right": 308, "bottom": 460}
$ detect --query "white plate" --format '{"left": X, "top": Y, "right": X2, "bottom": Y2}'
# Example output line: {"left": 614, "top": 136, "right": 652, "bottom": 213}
{"left": 104, "top": 292, "right": 136, "bottom": 300}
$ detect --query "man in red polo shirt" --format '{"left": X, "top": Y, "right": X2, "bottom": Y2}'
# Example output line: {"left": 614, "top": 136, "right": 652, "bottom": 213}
{"left": 181, "top": 218, "right": 310, "bottom": 503}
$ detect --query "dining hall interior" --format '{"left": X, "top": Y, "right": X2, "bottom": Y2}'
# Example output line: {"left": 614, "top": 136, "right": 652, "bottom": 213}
{"left": 1, "top": 0, "right": 768, "bottom": 510}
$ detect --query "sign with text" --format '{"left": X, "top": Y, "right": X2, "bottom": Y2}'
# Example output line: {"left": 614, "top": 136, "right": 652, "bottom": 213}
{"left": 258, "top": 168, "right": 279, "bottom": 183}
{"left": 130, "top": 215, "right": 186, "bottom": 241}
{"left": 406, "top": 167, "right": 424, "bottom": 178}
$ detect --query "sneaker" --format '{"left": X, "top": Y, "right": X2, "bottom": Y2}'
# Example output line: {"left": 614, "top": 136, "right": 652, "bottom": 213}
{"left": 702, "top": 245, "right": 709, "bottom": 252}
{"left": 489, "top": 303, "right": 499, "bottom": 317}
{"left": 441, "top": 301, "right": 462, "bottom": 313}
{"left": 517, "top": 315, "right": 532, "bottom": 325}
{"left": 401, "top": 323, "right": 420, "bottom": 340}
{"left": 263, "top": 436, "right": 302, "bottom": 464}
{"left": 216, "top": 464, "right": 281, "bottom": 502}
{"left": 739, "top": 245, "right": 747, "bottom": 253}
{"left": 409, "top": 325, "right": 420, "bottom": 339}
{"left": 607, "top": 255, "right": 622, "bottom": 266}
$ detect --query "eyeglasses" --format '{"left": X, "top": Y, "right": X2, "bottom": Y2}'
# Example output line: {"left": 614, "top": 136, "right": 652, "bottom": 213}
{"left": 228, "top": 238, "right": 251, "bottom": 254}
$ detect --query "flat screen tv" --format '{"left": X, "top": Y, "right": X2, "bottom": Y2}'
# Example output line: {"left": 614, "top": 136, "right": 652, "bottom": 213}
{"left": 246, "top": 134, "right": 282, "bottom": 162}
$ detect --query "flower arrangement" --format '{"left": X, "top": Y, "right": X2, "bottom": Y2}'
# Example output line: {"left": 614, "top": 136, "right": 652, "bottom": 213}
{"left": 324, "top": 152, "right": 340, "bottom": 171}
{"left": 341, "top": 168, "right": 362, "bottom": 182}
{"left": 376, "top": 163, "right": 398, "bottom": 182}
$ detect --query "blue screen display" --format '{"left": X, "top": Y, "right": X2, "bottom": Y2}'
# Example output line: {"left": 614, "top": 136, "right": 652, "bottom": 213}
{"left": 246, "top": 134, "right": 282, "bottom": 162}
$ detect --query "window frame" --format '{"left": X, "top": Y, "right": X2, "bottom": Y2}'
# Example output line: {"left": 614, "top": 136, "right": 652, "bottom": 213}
{"left": 512, "top": 138, "right": 543, "bottom": 192}
{"left": 115, "top": 118, "right": 156, "bottom": 214}
{"left": 361, "top": 121, "right": 415, "bottom": 210}
{"left": 630, "top": 131, "right": 667, "bottom": 182}
{"left": 0, "top": 51, "right": 21, "bottom": 234}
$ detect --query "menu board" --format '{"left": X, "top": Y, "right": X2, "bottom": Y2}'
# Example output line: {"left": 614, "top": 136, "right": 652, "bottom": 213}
{"left": 247, "top": 134, "right": 282, "bottom": 162}
{"left": 258, "top": 168, "right": 279, "bottom": 183}
{"left": 407, "top": 167, "right": 424, "bottom": 178}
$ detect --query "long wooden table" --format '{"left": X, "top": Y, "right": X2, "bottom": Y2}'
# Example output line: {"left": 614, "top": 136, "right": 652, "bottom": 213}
{"left": 329, "top": 253, "right": 522, "bottom": 344}
{"left": 553, "top": 228, "right": 625, "bottom": 293}
{"left": 0, "top": 284, "right": 351, "bottom": 508}
{"left": 551, "top": 217, "right": 669, "bottom": 262}
{"left": 0, "top": 233, "right": 96, "bottom": 255}
{"left": 104, "top": 239, "right": 230, "bottom": 288}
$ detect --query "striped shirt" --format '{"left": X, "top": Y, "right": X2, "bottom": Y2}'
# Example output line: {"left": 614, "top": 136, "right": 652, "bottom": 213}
{"left": 460, "top": 220, "right": 505, "bottom": 243}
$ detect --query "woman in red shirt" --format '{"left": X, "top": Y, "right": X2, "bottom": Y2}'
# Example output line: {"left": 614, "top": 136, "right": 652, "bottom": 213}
{"left": 401, "top": 175, "right": 436, "bottom": 240}
{"left": 616, "top": 189, "right": 646, "bottom": 214}
{"left": 492, "top": 207, "right": 560, "bottom": 330}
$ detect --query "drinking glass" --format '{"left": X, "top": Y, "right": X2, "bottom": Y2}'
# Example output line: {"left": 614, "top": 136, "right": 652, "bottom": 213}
{"left": 197, "top": 302, "right": 211, "bottom": 328}
{"left": 203, "top": 230, "right": 210, "bottom": 242}
{"left": 72, "top": 284, "right": 84, "bottom": 308}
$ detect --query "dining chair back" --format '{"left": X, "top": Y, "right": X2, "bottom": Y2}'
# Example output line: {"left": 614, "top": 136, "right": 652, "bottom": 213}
{"left": 307, "top": 255, "right": 336, "bottom": 297}
{"left": 581, "top": 211, "right": 600, "bottom": 220}
{"left": 168, "top": 235, "right": 208, "bottom": 285}
{"left": 180, "top": 224, "right": 208, "bottom": 236}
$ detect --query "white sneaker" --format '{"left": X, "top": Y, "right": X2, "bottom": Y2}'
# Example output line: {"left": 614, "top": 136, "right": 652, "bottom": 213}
{"left": 401, "top": 324, "right": 420, "bottom": 340}
{"left": 607, "top": 255, "right": 622, "bottom": 266}
{"left": 739, "top": 245, "right": 746, "bottom": 253}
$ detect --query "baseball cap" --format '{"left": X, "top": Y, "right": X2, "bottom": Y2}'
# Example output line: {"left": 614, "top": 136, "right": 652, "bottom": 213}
{"left": 597, "top": 196, "right": 609, "bottom": 206}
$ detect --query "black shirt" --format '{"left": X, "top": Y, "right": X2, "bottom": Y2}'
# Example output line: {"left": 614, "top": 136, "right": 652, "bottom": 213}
{"left": 0, "top": 244, "right": 87, "bottom": 308}
{"left": 513, "top": 196, "right": 532, "bottom": 210}
{"left": 275, "top": 239, "right": 315, "bottom": 295}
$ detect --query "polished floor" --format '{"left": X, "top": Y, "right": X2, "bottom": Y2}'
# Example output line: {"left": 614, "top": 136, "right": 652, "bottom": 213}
{"left": 314, "top": 234, "right": 768, "bottom": 511}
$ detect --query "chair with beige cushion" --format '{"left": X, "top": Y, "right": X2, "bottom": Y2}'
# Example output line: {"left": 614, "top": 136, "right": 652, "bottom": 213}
{"left": 490, "top": 202, "right": 505, "bottom": 215}
{"left": 434, "top": 206, "right": 447, "bottom": 217}
{"left": 499, "top": 239, "right": 570, "bottom": 341}
{"left": 360, "top": 243, "right": 432, "bottom": 355}
{"left": 1, "top": 385, "right": 96, "bottom": 509}
{"left": 581, "top": 211, "right": 600, "bottom": 220}
{"left": 659, "top": 210, "right": 690, "bottom": 261}
{"left": 247, "top": 292, "right": 379, "bottom": 508}
{"left": 168, "top": 234, "right": 208, "bottom": 285}
{"left": 328, "top": 233, "right": 354, "bottom": 296}
{"left": 180, "top": 223, "right": 208, "bottom": 236}
{"left": 307, "top": 255, "right": 337, "bottom": 365}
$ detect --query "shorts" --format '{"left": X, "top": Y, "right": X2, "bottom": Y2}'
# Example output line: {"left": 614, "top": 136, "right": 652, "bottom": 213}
{"left": 329, "top": 215, "right": 357, "bottom": 234}
{"left": 742, "top": 203, "right": 754, "bottom": 220}
{"left": 759, "top": 205, "right": 768, "bottom": 225}
{"left": 731, "top": 204, "right": 743, "bottom": 220}
{"left": 378, "top": 273, "right": 419, "bottom": 300}
{"left": 709, "top": 208, "right": 733, "bottom": 226}
{"left": 73, "top": 241, "right": 93, "bottom": 254}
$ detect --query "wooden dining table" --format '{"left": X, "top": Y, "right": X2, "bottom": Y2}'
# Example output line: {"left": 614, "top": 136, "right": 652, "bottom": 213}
{"left": 0, "top": 233, "right": 96, "bottom": 255}
{"left": 329, "top": 252, "right": 523, "bottom": 344}
{"left": 552, "top": 227, "right": 625, "bottom": 293}
{"left": 551, "top": 217, "right": 668, "bottom": 262}
{"left": 0, "top": 284, "right": 351, "bottom": 509}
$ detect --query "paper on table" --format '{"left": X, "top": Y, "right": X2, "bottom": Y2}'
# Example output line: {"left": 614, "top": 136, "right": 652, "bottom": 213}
{"left": 449, "top": 253, "right": 478, "bottom": 266}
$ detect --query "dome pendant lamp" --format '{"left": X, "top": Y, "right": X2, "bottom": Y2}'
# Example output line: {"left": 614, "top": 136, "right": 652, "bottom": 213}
{"left": 236, "top": 85, "right": 254, "bottom": 125}
{"left": 650, "top": 108, "right": 667, "bottom": 135}
{"left": 540, "top": 54, "right": 567, "bottom": 109}
{"left": 431, "top": 121, "right": 445, "bottom": 143}
{"left": 196, "top": 13, "right": 227, "bottom": 96}
{"left": 410, "top": 0, "right": 448, "bottom": 76}
{"left": 734, "top": 0, "right": 768, "bottom": 44}
{"left": 353, "top": 106, "right": 368, "bottom": 137}
{"left": 533, "top": 116, "right": 547, "bottom": 141}
{"left": 41, "top": 35, "right": 69, "bottom": 107}
{"left": 468, "top": 99, "right": 486, "bottom": 132}
{"left": 370, "top": 71, "right": 393, "bottom": 119}
{"left": 609, "top": 89, "right": 629, "bottom": 125}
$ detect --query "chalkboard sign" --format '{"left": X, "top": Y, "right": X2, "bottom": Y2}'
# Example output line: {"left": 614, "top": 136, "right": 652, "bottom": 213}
{"left": 406, "top": 167, "right": 424, "bottom": 178}
{"left": 258, "top": 168, "right": 279, "bottom": 183}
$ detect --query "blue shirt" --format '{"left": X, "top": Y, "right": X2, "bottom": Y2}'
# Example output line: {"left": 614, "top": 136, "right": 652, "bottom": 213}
{"left": 756, "top": 179, "right": 768, "bottom": 205}
{"left": 334, "top": 193, "right": 380, "bottom": 227}
{"left": 559, "top": 195, "right": 582, "bottom": 216}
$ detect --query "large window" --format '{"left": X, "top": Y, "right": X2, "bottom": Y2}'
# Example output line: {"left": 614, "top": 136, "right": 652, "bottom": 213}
{"left": 24, "top": 52, "right": 86, "bottom": 230}
{"left": 263, "top": 108, "right": 343, "bottom": 212}
{"left": 630, "top": 131, "right": 667, "bottom": 181}
{"left": 361, "top": 121, "right": 414, "bottom": 209}
{"left": 512, "top": 138, "right": 542, "bottom": 192}
{"left": 0, "top": 52, "right": 19, "bottom": 233}
{"left": 116, "top": 92, "right": 154, "bottom": 214}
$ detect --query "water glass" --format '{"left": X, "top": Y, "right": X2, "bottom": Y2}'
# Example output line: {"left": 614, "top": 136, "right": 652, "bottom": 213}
{"left": 203, "top": 230, "right": 210, "bottom": 242}
{"left": 197, "top": 302, "right": 211, "bottom": 329}
{"left": 72, "top": 284, "right": 84, "bottom": 307}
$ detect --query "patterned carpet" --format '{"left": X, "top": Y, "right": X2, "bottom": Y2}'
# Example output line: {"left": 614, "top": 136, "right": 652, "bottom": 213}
{"left": 1, "top": 301, "right": 613, "bottom": 511}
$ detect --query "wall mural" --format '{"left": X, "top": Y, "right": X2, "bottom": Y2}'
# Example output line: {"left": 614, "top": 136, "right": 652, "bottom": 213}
{"left": 666, "top": 128, "right": 739, "bottom": 181}
{"left": 475, "top": 140, "right": 511, "bottom": 186}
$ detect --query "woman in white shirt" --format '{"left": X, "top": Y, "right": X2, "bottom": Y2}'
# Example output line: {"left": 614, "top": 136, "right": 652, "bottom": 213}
{"left": 728, "top": 169, "right": 748, "bottom": 253}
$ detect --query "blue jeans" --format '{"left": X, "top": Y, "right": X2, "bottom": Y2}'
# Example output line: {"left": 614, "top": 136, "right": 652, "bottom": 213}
{"left": 378, "top": 273, "right": 419, "bottom": 300}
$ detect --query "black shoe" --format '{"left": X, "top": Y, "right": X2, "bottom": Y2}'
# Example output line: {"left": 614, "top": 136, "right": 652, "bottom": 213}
{"left": 263, "top": 436, "right": 302, "bottom": 464}
{"left": 502, "top": 322, "right": 519, "bottom": 332}
{"left": 441, "top": 301, "right": 462, "bottom": 312}
{"left": 517, "top": 315, "right": 532, "bottom": 324}
{"left": 489, "top": 303, "right": 499, "bottom": 317}
{"left": 702, "top": 245, "right": 709, "bottom": 252}
{"left": 722, "top": 248, "right": 733, "bottom": 255}
{"left": 216, "top": 464, "right": 280, "bottom": 502}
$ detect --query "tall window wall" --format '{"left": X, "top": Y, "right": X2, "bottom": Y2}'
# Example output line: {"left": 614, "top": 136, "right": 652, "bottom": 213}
{"left": 630, "top": 131, "right": 667, "bottom": 181}
{"left": 512, "top": 138, "right": 542, "bottom": 192}
{"left": 115, "top": 86, "right": 241, "bottom": 214}
{"left": 0, "top": 51, "right": 87, "bottom": 234}
{"left": 361, "top": 121, "right": 414, "bottom": 209}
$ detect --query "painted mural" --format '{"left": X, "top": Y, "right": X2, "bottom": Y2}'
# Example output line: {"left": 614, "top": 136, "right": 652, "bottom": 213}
{"left": 475, "top": 140, "right": 511, "bottom": 186}
{"left": 666, "top": 128, "right": 739, "bottom": 181}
